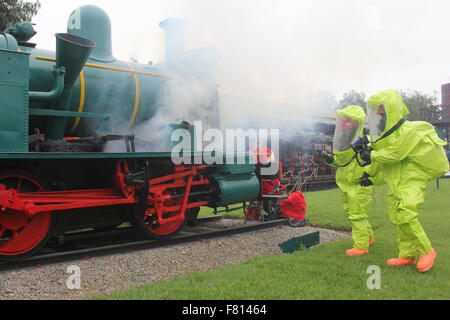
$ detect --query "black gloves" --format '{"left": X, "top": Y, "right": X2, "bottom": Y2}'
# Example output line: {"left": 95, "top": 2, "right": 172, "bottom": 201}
{"left": 359, "top": 148, "right": 372, "bottom": 163}
{"left": 321, "top": 151, "right": 334, "bottom": 164}
{"left": 359, "top": 172, "right": 373, "bottom": 187}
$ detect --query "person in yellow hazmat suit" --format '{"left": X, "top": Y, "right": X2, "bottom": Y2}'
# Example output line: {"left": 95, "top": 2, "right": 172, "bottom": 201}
{"left": 321, "top": 105, "right": 382, "bottom": 256}
{"left": 358, "top": 89, "right": 449, "bottom": 272}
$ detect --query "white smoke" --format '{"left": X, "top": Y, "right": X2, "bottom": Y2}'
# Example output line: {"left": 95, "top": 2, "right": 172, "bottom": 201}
{"left": 129, "top": 71, "right": 218, "bottom": 151}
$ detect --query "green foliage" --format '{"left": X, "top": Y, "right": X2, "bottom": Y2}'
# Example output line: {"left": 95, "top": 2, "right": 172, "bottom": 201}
{"left": 398, "top": 89, "right": 438, "bottom": 121}
{"left": 338, "top": 90, "right": 367, "bottom": 110}
{"left": 0, "top": 0, "right": 41, "bottom": 31}
{"left": 335, "top": 89, "right": 439, "bottom": 121}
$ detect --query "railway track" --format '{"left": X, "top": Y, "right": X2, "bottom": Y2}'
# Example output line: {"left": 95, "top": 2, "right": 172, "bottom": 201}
{"left": 0, "top": 216, "right": 288, "bottom": 272}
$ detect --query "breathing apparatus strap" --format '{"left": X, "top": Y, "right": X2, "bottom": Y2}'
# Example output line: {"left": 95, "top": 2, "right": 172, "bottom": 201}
{"left": 334, "top": 154, "right": 356, "bottom": 168}
{"left": 377, "top": 117, "right": 407, "bottom": 142}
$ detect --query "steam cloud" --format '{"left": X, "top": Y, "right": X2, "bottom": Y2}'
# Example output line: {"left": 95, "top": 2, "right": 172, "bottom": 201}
{"left": 132, "top": 73, "right": 219, "bottom": 151}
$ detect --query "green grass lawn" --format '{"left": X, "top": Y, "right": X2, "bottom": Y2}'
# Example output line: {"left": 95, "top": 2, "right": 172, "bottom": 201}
{"left": 97, "top": 179, "right": 450, "bottom": 300}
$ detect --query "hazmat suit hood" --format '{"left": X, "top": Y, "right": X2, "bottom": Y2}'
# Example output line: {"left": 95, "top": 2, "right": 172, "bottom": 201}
{"left": 367, "top": 89, "right": 409, "bottom": 141}
{"left": 333, "top": 105, "right": 366, "bottom": 153}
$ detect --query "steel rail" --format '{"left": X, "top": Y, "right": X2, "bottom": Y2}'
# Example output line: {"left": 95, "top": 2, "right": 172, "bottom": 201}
{"left": 0, "top": 216, "right": 287, "bottom": 272}
{"left": 58, "top": 214, "right": 223, "bottom": 243}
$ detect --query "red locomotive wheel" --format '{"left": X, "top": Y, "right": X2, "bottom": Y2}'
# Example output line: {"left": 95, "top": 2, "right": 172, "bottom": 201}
{"left": 129, "top": 201, "right": 191, "bottom": 240}
{"left": 0, "top": 171, "right": 55, "bottom": 261}
{"left": 142, "top": 212, "right": 186, "bottom": 237}
{"left": 244, "top": 201, "right": 263, "bottom": 220}
{"left": 139, "top": 201, "right": 191, "bottom": 240}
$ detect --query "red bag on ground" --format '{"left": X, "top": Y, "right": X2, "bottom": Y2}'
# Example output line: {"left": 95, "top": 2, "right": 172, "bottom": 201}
{"left": 280, "top": 191, "right": 306, "bottom": 221}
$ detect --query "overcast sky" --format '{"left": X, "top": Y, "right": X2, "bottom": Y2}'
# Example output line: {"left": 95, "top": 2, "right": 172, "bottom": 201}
{"left": 31, "top": 0, "right": 450, "bottom": 106}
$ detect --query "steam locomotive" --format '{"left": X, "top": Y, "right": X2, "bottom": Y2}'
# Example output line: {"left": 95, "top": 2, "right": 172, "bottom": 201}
{"left": 0, "top": 5, "right": 285, "bottom": 261}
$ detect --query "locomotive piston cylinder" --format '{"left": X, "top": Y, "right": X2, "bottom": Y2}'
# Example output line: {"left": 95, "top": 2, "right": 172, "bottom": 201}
{"left": 208, "top": 174, "right": 260, "bottom": 207}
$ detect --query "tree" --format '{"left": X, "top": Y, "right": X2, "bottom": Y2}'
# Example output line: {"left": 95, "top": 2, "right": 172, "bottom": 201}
{"left": 0, "top": 0, "right": 41, "bottom": 31}
{"left": 337, "top": 90, "right": 367, "bottom": 110}
{"left": 398, "top": 89, "right": 438, "bottom": 121}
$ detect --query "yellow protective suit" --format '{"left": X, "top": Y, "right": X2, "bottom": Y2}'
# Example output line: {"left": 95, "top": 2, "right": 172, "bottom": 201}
{"left": 365, "top": 89, "right": 449, "bottom": 259}
{"left": 328, "top": 106, "right": 382, "bottom": 250}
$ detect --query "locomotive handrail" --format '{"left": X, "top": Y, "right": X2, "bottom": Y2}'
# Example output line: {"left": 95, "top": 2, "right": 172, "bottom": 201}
{"left": 35, "top": 56, "right": 171, "bottom": 78}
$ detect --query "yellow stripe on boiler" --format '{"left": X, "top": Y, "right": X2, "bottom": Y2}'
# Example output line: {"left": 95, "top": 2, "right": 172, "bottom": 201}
{"left": 126, "top": 62, "right": 140, "bottom": 129}
{"left": 70, "top": 70, "right": 85, "bottom": 134}
{"left": 35, "top": 56, "right": 169, "bottom": 78}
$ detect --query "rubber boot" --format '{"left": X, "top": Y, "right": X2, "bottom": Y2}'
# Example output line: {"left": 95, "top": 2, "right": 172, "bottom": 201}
{"left": 344, "top": 236, "right": 373, "bottom": 256}
{"left": 417, "top": 248, "right": 436, "bottom": 272}
{"left": 386, "top": 258, "right": 416, "bottom": 266}
{"left": 345, "top": 248, "right": 369, "bottom": 256}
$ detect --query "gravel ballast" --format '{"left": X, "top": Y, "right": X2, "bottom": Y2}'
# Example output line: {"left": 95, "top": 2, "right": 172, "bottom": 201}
{"left": 0, "top": 219, "right": 349, "bottom": 300}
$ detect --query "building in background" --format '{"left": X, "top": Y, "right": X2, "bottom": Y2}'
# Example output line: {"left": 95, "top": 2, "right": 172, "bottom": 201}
{"left": 421, "top": 82, "right": 450, "bottom": 147}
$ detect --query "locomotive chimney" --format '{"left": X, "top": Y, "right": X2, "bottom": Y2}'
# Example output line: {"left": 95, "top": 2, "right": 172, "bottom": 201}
{"left": 46, "top": 33, "right": 95, "bottom": 140}
{"left": 55, "top": 33, "right": 96, "bottom": 88}
{"left": 159, "top": 18, "right": 187, "bottom": 65}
